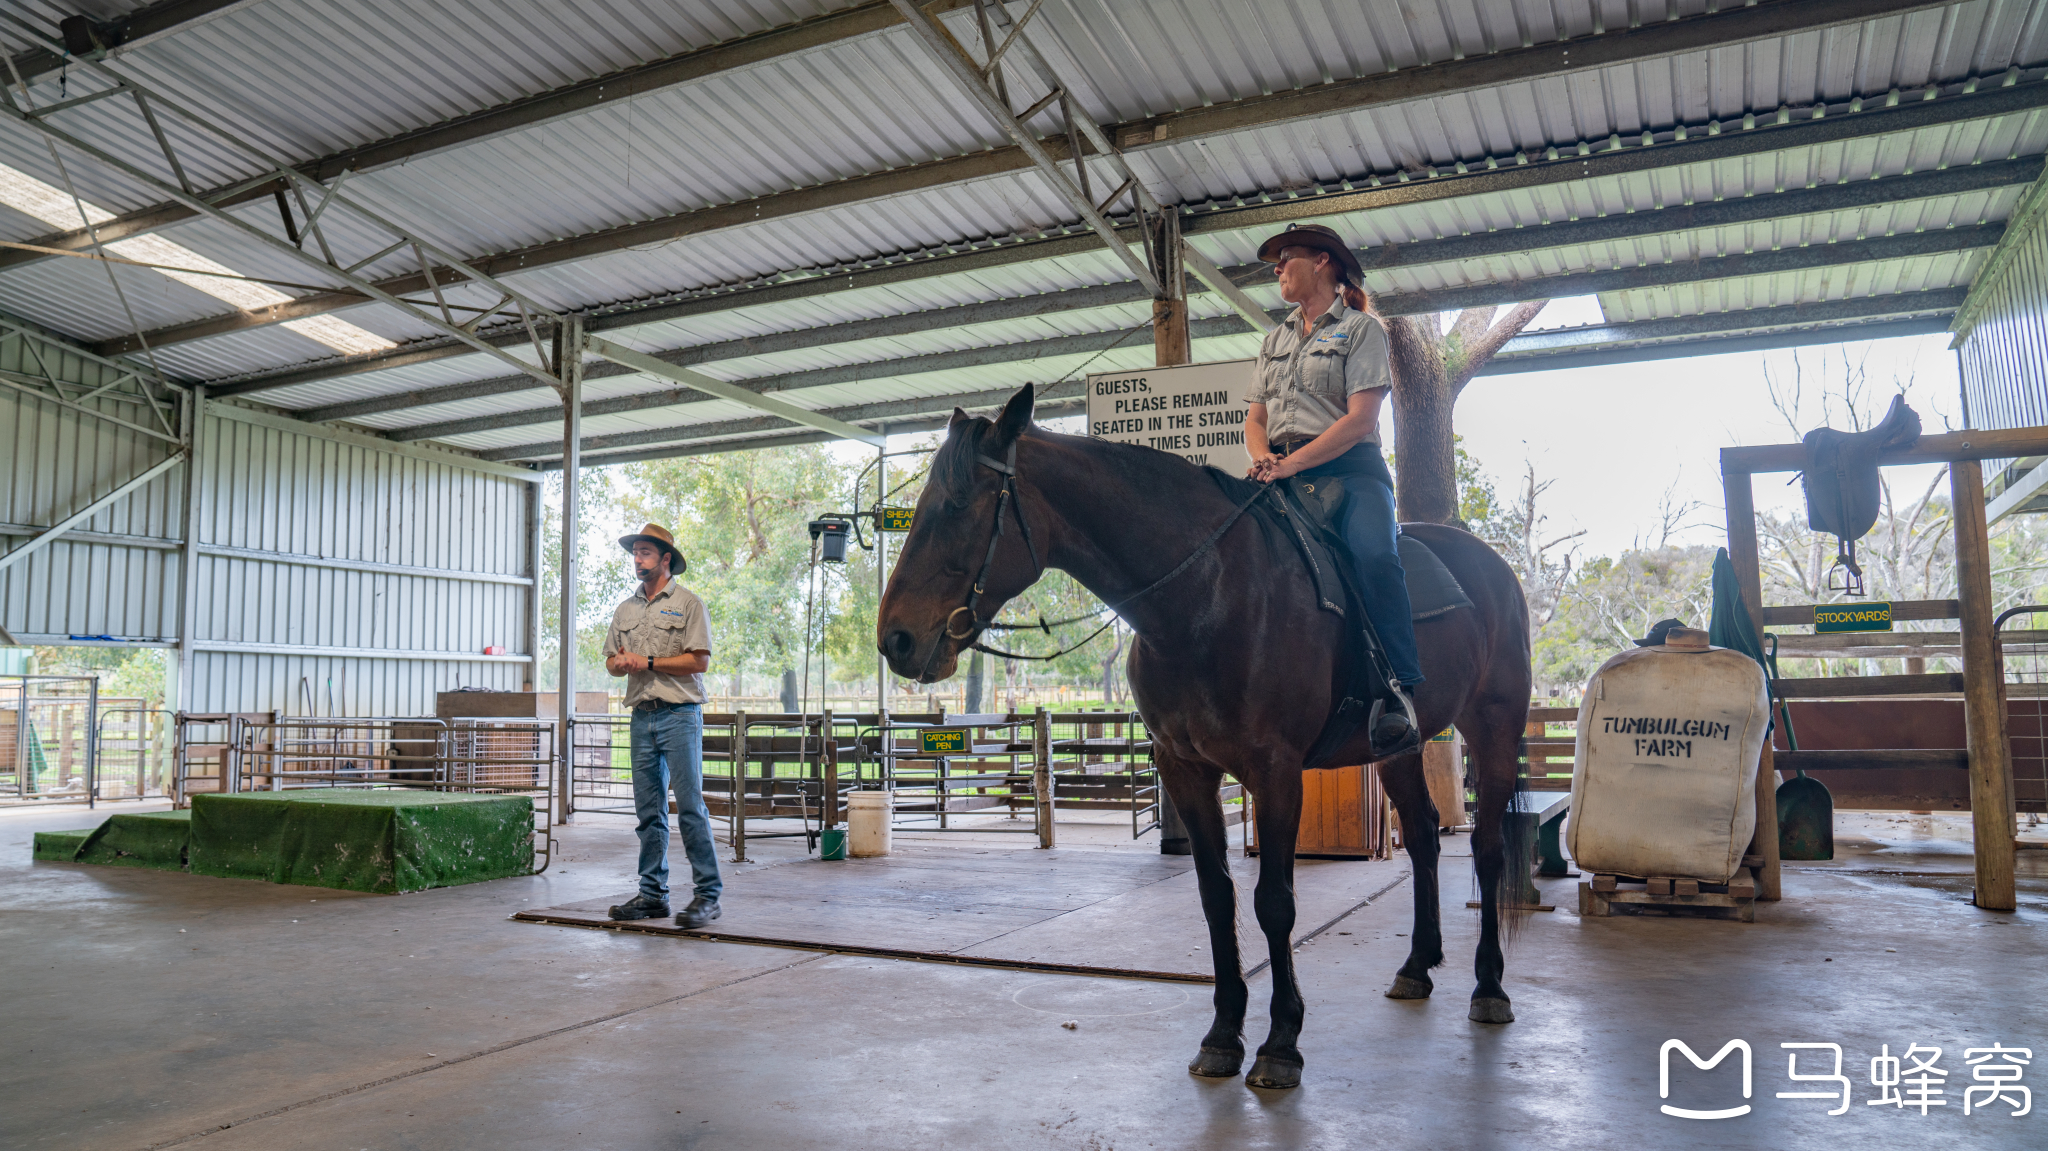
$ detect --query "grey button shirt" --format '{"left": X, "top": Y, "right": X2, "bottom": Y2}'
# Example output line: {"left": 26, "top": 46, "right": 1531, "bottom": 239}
{"left": 1244, "top": 297, "right": 1393, "bottom": 444}
{"left": 602, "top": 580, "right": 714, "bottom": 707}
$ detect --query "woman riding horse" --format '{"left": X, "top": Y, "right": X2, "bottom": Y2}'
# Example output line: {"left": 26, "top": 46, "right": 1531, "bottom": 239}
{"left": 1246, "top": 223, "right": 1420, "bottom": 757}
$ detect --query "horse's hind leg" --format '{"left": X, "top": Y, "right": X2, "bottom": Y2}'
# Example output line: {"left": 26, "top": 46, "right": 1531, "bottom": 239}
{"left": 1462, "top": 708, "right": 1526, "bottom": 1024}
{"left": 1375, "top": 751, "right": 1445, "bottom": 1000}
{"left": 1246, "top": 767, "right": 1306, "bottom": 1089}
{"left": 1160, "top": 760, "right": 1248, "bottom": 1078}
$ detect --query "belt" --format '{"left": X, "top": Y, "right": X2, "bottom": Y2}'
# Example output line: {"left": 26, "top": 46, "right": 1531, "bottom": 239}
{"left": 1272, "top": 436, "right": 1315, "bottom": 455}
{"left": 632, "top": 699, "right": 696, "bottom": 712}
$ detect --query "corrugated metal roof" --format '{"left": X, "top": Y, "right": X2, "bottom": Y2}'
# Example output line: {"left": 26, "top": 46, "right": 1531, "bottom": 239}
{"left": 0, "top": 0, "right": 2040, "bottom": 455}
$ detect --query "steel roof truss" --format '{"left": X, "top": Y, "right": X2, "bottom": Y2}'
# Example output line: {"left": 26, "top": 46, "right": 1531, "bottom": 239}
{"left": 0, "top": 47, "right": 570, "bottom": 390}
{"left": 889, "top": 0, "right": 1158, "bottom": 295}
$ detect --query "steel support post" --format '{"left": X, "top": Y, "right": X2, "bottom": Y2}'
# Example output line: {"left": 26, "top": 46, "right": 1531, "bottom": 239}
{"left": 525, "top": 480, "right": 542, "bottom": 692}
{"left": 554, "top": 318, "right": 583, "bottom": 825}
{"left": 876, "top": 439, "right": 888, "bottom": 712}
{"left": 1952, "top": 459, "right": 2019, "bottom": 911}
{"left": 733, "top": 710, "right": 749, "bottom": 863}
{"left": 175, "top": 385, "right": 204, "bottom": 714}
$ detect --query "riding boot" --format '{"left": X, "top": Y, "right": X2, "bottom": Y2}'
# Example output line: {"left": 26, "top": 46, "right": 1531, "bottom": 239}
{"left": 1369, "top": 685, "right": 1420, "bottom": 759}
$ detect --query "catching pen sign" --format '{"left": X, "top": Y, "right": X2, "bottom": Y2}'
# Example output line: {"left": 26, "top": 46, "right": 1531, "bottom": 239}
{"left": 919, "top": 728, "right": 967, "bottom": 755}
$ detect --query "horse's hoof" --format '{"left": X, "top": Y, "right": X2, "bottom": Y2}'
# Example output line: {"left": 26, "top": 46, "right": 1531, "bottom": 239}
{"left": 1188, "top": 1048, "right": 1243, "bottom": 1078}
{"left": 1385, "top": 974, "right": 1433, "bottom": 1000}
{"left": 1246, "top": 1055, "right": 1303, "bottom": 1090}
{"left": 1468, "top": 997, "right": 1515, "bottom": 1024}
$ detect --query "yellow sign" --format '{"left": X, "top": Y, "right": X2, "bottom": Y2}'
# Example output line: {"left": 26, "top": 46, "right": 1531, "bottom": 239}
{"left": 920, "top": 728, "right": 967, "bottom": 754}
{"left": 880, "top": 506, "right": 915, "bottom": 532}
{"left": 1814, "top": 602, "right": 1893, "bottom": 634}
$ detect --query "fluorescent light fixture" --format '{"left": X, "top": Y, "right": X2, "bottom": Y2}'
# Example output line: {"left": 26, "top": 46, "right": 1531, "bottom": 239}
{"left": 0, "top": 163, "right": 394, "bottom": 356}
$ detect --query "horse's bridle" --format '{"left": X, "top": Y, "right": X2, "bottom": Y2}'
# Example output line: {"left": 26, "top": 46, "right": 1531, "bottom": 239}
{"left": 916, "top": 441, "right": 1042, "bottom": 682}
{"left": 916, "top": 437, "right": 1271, "bottom": 681}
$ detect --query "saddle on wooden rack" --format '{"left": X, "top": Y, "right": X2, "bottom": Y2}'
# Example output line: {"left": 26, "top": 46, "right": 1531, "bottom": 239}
{"left": 1799, "top": 394, "right": 1921, "bottom": 597}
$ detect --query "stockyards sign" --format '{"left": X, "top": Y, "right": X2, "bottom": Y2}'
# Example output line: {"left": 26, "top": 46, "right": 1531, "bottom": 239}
{"left": 1086, "top": 359, "right": 1253, "bottom": 476}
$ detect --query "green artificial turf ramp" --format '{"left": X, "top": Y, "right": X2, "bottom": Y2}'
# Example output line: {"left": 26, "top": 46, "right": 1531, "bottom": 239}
{"left": 76, "top": 809, "right": 191, "bottom": 870}
{"left": 189, "top": 790, "right": 533, "bottom": 893}
{"left": 32, "top": 828, "right": 92, "bottom": 861}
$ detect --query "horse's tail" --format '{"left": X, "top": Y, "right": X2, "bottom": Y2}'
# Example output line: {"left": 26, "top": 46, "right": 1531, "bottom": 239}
{"left": 1495, "top": 733, "right": 1535, "bottom": 943}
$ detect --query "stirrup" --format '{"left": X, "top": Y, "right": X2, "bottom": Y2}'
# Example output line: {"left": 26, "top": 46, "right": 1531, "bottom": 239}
{"left": 1369, "top": 690, "right": 1421, "bottom": 759}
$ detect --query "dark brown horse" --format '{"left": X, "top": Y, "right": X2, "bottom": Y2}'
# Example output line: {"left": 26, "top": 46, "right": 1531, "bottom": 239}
{"left": 878, "top": 386, "right": 1533, "bottom": 1090}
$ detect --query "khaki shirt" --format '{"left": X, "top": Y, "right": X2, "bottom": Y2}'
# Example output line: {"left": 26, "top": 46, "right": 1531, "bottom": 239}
{"left": 602, "top": 580, "right": 713, "bottom": 707}
{"left": 1244, "top": 297, "right": 1392, "bottom": 444}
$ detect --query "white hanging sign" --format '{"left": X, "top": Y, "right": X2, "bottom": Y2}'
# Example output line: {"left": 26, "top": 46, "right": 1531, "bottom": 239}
{"left": 1084, "top": 358, "right": 1254, "bottom": 476}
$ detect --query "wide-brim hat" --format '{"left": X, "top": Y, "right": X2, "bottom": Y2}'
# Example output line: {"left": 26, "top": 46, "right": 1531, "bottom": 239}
{"left": 1257, "top": 223, "right": 1363, "bottom": 285}
{"left": 1633, "top": 618, "right": 1715, "bottom": 652}
{"left": 618, "top": 522, "right": 686, "bottom": 574}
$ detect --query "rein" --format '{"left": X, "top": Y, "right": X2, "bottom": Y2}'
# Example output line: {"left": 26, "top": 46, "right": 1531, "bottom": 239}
{"left": 925, "top": 441, "right": 1271, "bottom": 668}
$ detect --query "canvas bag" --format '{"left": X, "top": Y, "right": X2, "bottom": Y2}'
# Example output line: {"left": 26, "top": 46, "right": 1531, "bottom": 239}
{"left": 1567, "top": 646, "right": 1768, "bottom": 882}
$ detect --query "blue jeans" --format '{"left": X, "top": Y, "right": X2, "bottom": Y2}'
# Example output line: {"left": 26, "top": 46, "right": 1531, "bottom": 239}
{"left": 1298, "top": 443, "right": 1425, "bottom": 686}
{"left": 630, "top": 702, "right": 722, "bottom": 903}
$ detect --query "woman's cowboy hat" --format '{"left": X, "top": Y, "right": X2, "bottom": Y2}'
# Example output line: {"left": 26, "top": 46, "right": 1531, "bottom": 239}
{"left": 1257, "top": 223, "right": 1363, "bottom": 284}
{"left": 618, "top": 522, "right": 686, "bottom": 574}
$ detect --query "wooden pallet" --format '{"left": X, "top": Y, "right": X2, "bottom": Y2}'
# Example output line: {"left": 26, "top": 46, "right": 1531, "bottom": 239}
{"left": 1578, "top": 867, "right": 1757, "bottom": 922}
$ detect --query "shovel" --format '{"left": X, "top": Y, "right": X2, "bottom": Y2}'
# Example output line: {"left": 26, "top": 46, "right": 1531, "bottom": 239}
{"left": 1767, "top": 636, "right": 1834, "bottom": 860}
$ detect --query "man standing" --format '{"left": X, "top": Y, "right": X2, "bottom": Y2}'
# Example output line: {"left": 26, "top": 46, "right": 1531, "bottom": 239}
{"left": 604, "top": 523, "right": 722, "bottom": 928}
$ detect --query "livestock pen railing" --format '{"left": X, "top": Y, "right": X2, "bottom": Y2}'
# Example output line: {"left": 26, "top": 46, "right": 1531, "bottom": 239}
{"left": 1, "top": 674, "right": 100, "bottom": 807}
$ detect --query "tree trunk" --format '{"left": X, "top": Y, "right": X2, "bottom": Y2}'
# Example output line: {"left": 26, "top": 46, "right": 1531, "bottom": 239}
{"left": 1384, "top": 301, "right": 1549, "bottom": 524}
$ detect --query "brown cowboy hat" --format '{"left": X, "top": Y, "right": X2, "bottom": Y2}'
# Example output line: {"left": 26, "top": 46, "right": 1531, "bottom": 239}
{"left": 1257, "top": 223, "right": 1363, "bottom": 284}
{"left": 618, "top": 522, "right": 686, "bottom": 574}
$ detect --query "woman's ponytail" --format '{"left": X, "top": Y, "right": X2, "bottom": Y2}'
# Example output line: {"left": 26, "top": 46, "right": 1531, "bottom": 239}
{"left": 1338, "top": 276, "right": 1372, "bottom": 316}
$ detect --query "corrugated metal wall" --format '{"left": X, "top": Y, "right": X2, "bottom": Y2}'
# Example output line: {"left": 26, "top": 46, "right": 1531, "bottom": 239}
{"left": 1959, "top": 210, "right": 2048, "bottom": 433}
{"left": 1, "top": 322, "right": 540, "bottom": 716}
{"left": 188, "top": 408, "right": 536, "bottom": 715}
{"left": 0, "top": 335, "right": 184, "bottom": 643}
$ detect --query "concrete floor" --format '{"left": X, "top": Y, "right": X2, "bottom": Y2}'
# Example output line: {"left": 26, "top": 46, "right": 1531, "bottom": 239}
{"left": 3, "top": 803, "right": 2043, "bottom": 1150}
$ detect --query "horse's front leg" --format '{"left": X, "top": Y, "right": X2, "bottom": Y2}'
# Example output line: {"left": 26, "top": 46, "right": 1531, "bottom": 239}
{"left": 1160, "top": 761, "right": 1248, "bottom": 1078}
{"left": 1246, "top": 768, "right": 1305, "bottom": 1089}
{"left": 1376, "top": 751, "right": 1445, "bottom": 999}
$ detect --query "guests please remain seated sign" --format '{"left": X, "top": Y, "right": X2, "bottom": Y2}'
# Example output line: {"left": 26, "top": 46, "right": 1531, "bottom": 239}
{"left": 1086, "top": 359, "right": 1253, "bottom": 476}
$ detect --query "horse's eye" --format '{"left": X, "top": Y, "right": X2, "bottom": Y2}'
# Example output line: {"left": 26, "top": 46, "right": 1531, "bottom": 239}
{"left": 943, "top": 564, "right": 969, "bottom": 578}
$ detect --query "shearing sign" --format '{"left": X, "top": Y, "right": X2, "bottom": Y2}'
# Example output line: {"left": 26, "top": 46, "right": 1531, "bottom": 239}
{"left": 1086, "top": 359, "right": 1254, "bottom": 476}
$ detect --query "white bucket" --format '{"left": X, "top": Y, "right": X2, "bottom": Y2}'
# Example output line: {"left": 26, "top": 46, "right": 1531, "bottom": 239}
{"left": 846, "top": 790, "right": 893, "bottom": 858}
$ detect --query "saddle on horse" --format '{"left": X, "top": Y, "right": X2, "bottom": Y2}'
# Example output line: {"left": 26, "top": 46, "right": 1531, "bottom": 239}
{"left": 1799, "top": 394, "right": 1921, "bottom": 596}
{"left": 1219, "top": 471, "right": 1472, "bottom": 766}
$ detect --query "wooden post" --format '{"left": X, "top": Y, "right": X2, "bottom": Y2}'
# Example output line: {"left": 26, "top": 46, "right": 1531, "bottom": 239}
{"left": 1153, "top": 300, "right": 1190, "bottom": 366}
{"left": 1722, "top": 467, "right": 1783, "bottom": 900}
{"left": 732, "top": 711, "right": 748, "bottom": 863}
{"left": 1150, "top": 208, "right": 1190, "bottom": 366}
{"left": 1033, "top": 706, "right": 1054, "bottom": 849}
{"left": 1951, "top": 459, "right": 2017, "bottom": 911}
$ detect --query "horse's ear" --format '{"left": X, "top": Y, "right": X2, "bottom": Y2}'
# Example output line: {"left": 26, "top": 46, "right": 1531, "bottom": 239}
{"left": 989, "top": 384, "right": 1035, "bottom": 450}
{"left": 947, "top": 407, "right": 972, "bottom": 431}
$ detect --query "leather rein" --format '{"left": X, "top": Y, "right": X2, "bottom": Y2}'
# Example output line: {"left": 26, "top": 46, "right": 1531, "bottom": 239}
{"left": 919, "top": 441, "right": 1271, "bottom": 676}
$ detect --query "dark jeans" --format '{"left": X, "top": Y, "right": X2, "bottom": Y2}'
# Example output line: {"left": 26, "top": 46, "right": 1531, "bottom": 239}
{"left": 629, "top": 702, "right": 722, "bottom": 902}
{"left": 1297, "top": 442, "right": 1424, "bottom": 686}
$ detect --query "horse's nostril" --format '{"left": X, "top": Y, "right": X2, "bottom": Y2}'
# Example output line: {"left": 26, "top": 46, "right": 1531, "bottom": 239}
{"left": 882, "top": 629, "right": 916, "bottom": 663}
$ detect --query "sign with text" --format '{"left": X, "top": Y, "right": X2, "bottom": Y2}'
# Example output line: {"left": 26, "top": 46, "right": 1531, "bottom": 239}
{"left": 1086, "top": 359, "right": 1254, "bottom": 476}
{"left": 919, "top": 728, "right": 967, "bottom": 755}
{"left": 879, "top": 506, "right": 915, "bottom": 532}
{"left": 1814, "top": 602, "right": 1893, "bottom": 634}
